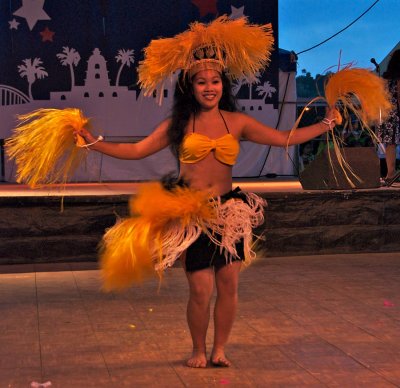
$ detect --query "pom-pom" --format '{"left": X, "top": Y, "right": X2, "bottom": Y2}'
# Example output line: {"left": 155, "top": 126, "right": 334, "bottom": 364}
{"left": 291, "top": 66, "right": 392, "bottom": 188}
{"left": 324, "top": 67, "right": 392, "bottom": 126}
{"left": 5, "top": 108, "right": 89, "bottom": 188}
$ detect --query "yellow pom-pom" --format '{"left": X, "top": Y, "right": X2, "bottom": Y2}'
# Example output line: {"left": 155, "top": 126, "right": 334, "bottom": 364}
{"left": 325, "top": 68, "right": 392, "bottom": 125}
{"left": 321, "top": 67, "right": 393, "bottom": 188}
{"left": 5, "top": 108, "right": 90, "bottom": 188}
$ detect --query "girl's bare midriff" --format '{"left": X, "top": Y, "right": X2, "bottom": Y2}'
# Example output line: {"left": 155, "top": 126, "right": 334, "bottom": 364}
{"left": 179, "top": 154, "right": 233, "bottom": 196}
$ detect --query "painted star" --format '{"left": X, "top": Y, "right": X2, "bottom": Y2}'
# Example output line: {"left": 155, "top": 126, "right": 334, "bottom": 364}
{"left": 230, "top": 5, "right": 245, "bottom": 20}
{"left": 191, "top": 0, "right": 218, "bottom": 18}
{"left": 14, "top": 0, "right": 51, "bottom": 31}
{"left": 9, "top": 18, "right": 20, "bottom": 30}
{"left": 40, "top": 26, "right": 55, "bottom": 42}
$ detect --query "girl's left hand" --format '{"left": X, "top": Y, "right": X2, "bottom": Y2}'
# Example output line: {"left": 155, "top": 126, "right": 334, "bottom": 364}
{"left": 325, "top": 107, "right": 342, "bottom": 125}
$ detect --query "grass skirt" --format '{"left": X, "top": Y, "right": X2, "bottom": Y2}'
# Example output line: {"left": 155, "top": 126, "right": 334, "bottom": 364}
{"left": 100, "top": 181, "right": 266, "bottom": 291}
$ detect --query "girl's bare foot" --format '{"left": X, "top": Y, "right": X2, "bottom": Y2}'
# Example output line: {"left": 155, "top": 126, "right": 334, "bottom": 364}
{"left": 186, "top": 350, "right": 207, "bottom": 368}
{"left": 210, "top": 349, "right": 231, "bottom": 367}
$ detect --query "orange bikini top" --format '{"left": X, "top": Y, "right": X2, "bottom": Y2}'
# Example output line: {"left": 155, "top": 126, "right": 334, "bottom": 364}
{"left": 179, "top": 111, "right": 240, "bottom": 166}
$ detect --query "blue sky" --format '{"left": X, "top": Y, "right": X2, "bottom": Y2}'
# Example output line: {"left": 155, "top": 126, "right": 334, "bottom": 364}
{"left": 279, "top": 0, "right": 400, "bottom": 76}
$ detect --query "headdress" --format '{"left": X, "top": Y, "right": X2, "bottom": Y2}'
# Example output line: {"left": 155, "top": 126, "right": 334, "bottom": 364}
{"left": 137, "top": 15, "right": 274, "bottom": 100}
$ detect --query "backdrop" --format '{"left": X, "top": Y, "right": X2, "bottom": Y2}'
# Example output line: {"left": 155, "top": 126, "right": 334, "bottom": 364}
{"left": 0, "top": 0, "right": 297, "bottom": 182}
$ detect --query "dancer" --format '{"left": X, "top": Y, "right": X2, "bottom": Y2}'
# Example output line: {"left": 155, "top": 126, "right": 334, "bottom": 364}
{"left": 74, "top": 17, "right": 340, "bottom": 368}
{"left": 377, "top": 49, "right": 400, "bottom": 186}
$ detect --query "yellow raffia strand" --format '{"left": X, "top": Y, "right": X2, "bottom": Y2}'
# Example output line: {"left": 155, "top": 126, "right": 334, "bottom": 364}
{"left": 138, "top": 15, "right": 274, "bottom": 97}
{"left": 100, "top": 182, "right": 215, "bottom": 291}
{"left": 290, "top": 67, "right": 392, "bottom": 188}
{"left": 5, "top": 108, "right": 89, "bottom": 188}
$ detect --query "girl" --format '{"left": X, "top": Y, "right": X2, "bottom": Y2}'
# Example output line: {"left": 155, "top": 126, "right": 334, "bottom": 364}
{"left": 75, "top": 66, "right": 338, "bottom": 368}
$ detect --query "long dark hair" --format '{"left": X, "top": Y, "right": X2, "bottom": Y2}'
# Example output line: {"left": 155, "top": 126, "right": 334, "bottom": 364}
{"left": 167, "top": 71, "right": 238, "bottom": 158}
{"left": 383, "top": 49, "right": 400, "bottom": 80}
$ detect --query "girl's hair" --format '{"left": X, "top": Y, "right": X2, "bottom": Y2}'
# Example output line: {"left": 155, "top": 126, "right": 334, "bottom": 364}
{"left": 383, "top": 49, "right": 400, "bottom": 80}
{"left": 167, "top": 71, "right": 238, "bottom": 158}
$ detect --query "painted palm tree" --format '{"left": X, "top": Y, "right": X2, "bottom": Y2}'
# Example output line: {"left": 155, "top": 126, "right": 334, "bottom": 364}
{"left": 232, "top": 72, "right": 262, "bottom": 99}
{"left": 56, "top": 47, "right": 81, "bottom": 88}
{"left": 231, "top": 77, "right": 245, "bottom": 96}
{"left": 115, "top": 49, "right": 135, "bottom": 86}
{"left": 17, "top": 58, "right": 48, "bottom": 100}
{"left": 256, "top": 81, "right": 277, "bottom": 102}
{"left": 247, "top": 71, "right": 262, "bottom": 100}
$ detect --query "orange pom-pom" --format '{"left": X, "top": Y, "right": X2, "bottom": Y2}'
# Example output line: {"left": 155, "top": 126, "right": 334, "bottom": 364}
{"left": 324, "top": 68, "right": 392, "bottom": 125}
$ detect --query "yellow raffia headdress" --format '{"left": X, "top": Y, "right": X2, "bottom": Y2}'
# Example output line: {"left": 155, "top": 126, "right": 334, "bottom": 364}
{"left": 291, "top": 66, "right": 392, "bottom": 187}
{"left": 5, "top": 108, "right": 89, "bottom": 188}
{"left": 138, "top": 15, "right": 274, "bottom": 99}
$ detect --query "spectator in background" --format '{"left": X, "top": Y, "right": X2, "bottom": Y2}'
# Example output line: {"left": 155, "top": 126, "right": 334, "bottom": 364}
{"left": 377, "top": 49, "right": 400, "bottom": 185}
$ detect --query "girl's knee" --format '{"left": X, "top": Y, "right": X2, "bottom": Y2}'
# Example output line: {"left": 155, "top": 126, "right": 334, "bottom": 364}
{"left": 216, "top": 266, "right": 240, "bottom": 296}
{"left": 189, "top": 284, "right": 213, "bottom": 305}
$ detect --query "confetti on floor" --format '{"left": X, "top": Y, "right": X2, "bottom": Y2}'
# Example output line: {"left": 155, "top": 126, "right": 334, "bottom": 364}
{"left": 31, "top": 382, "right": 52, "bottom": 388}
{"left": 383, "top": 300, "right": 395, "bottom": 307}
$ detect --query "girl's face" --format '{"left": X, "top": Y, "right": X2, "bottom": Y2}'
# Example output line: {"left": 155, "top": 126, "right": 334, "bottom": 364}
{"left": 191, "top": 69, "right": 223, "bottom": 110}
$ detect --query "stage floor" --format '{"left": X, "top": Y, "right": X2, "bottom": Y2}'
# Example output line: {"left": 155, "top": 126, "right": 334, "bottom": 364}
{"left": 1, "top": 178, "right": 399, "bottom": 197}
{"left": 1, "top": 252, "right": 400, "bottom": 386}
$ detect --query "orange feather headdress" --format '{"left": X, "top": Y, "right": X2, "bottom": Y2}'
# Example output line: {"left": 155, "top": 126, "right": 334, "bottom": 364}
{"left": 137, "top": 15, "right": 274, "bottom": 100}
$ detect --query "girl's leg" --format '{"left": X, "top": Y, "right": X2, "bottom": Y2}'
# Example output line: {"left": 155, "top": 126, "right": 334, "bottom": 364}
{"left": 211, "top": 261, "right": 241, "bottom": 367}
{"left": 184, "top": 261, "right": 214, "bottom": 368}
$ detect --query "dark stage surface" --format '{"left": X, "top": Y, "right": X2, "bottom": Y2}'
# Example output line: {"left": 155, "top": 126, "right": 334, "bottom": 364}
{"left": 1, "top": 253, "right": 400, "bottom": 386}
{"left": 1, "top": 178, "right": 400, "bottom": 264}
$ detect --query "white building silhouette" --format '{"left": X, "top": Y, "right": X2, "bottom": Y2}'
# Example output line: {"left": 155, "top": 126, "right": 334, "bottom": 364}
{"left": 51, "top": 48, "right": 138, "bottom": 102}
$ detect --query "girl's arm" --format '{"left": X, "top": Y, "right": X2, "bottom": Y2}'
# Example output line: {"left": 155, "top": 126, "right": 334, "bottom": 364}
{"left": 75, "top": 119, "right": 171, "bottom": 160}
{"left": 240, "top": 108, "right": 338, "bottom": 147}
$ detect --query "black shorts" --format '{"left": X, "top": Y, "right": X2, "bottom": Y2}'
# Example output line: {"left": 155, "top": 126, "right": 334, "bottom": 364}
{"left": 185, "top": 232, "right": 244, "bottom": 272}
{"left": 185, "top": 187, "right": 247, "bottom": 272}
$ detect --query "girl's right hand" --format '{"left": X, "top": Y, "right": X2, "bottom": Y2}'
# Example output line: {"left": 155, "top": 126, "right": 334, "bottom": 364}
{"left": 73, "top": 128, "right": 97, "bottom": 147}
